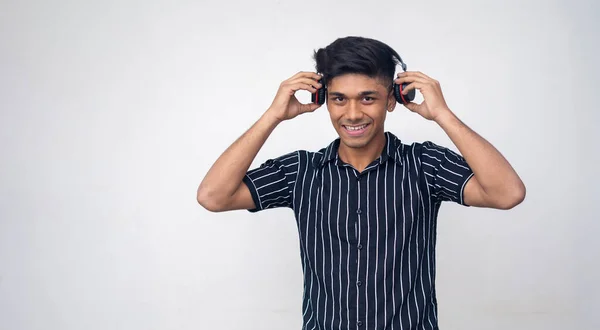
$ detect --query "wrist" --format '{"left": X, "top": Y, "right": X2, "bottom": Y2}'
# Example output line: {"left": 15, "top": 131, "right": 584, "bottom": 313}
{"left": 263, "top": 109, "right": 284, "bottom": 127}
{"left": 433, "top": 108, "right": 457, "bottom": 127}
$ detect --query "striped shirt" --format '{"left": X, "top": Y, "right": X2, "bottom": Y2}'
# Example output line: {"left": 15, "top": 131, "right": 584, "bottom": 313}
{"left": 242, "top": 131, "right": 474, "bottom": 330}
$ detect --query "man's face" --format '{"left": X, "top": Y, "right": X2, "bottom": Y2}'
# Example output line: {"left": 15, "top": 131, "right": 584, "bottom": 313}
{"left": 326, "top": 73, "right": 396, "bottom": 149}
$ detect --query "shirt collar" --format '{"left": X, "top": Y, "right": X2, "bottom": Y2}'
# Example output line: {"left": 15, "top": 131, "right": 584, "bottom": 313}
{"left": 316, "top": 131, "right": 403, "bottom": 168}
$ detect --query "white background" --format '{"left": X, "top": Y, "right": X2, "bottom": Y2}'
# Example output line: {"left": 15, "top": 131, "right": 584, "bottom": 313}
{"left": 1, "top": 0, "right": 598, "bottom": 329}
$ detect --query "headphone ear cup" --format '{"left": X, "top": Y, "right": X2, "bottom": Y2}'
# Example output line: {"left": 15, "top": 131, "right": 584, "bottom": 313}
{"left": 311, "top": 84, "right": 326, "bottom": 105}
{"left": 393, "top": 82, "right": 415, "bottom": 104}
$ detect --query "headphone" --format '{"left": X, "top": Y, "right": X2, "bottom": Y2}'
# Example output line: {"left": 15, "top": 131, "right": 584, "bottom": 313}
{"left": 311, "top": 55, "right": 416, "bottom": 106}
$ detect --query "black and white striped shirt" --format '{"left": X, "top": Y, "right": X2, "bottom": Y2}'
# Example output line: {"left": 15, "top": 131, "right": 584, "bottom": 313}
{"left": 242, "top": 131, "right": 474, "bottom": 330}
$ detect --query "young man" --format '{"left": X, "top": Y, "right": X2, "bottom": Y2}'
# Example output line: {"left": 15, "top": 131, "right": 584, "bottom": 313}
{"left": 197, "top": 36, "right": 525, "bottom": 329}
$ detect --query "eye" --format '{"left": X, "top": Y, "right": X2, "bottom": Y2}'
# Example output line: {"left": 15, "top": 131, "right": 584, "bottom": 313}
{"left": 333, "top": 96, "right": 344, "bottom": 102}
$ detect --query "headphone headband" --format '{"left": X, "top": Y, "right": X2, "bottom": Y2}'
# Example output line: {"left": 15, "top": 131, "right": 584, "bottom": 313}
{"left": 311, "top": 52, "right": 415, "bottom": 105}
{"left": 396, "top": 54, "right": 407, "bottom": 72}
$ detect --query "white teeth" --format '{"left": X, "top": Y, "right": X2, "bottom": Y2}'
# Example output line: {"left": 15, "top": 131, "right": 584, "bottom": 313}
{"left": 345, "top": 124, "right": 367, "bottom": 131}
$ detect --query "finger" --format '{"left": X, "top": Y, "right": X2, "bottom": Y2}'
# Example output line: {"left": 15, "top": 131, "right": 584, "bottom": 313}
{"left": 288, "top": 77, "right": 323, "bottom": 89}
{"left": 401, "top": 82, "right": 425, "bottom": 94}
{"left": 289, "top": 71, "right": 322, "bottom": 82}
{"left": 403, "top": 101, "right": 419, "bottom": 112}
{"left": 398, "top": 71, "right": 433, "bottom": 80}
{"left": 287, "top": 82, "right": 318, "bottom": 93}
{"left": 394, "top": 76, "right": 428, "bottom": 85}
{"left": 300, "top": 102, "right": 322, "bottom": 113}
{"left": 399, "top": 72, "right": 440, "bottom": 88}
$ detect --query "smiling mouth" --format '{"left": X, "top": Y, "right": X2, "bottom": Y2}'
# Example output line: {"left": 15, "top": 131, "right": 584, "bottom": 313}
{"left": 342, "top": 123, "right": 370, "bottom": 135}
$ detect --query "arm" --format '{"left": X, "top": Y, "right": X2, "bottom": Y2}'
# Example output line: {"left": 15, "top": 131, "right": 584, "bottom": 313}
{"left": 197, "top": 71, "right": 322, "bottom": 212}
{"left": 434, "top": 110, "right": 526, "bottom": 209}
{"left": 396, "top": 71, "right": 526, "bottom": 209}
{"left": 196, "top": 112, "right": 281, "bottom": 212}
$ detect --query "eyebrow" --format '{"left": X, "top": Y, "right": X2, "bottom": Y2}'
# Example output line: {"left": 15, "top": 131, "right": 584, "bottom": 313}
{"left": 328, "top": 90, "right": 380, "bottom": 97}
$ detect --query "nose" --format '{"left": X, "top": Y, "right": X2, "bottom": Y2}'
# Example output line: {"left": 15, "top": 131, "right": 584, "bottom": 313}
{"left": 346, "top": 101, "right": 364, "bottom": 122}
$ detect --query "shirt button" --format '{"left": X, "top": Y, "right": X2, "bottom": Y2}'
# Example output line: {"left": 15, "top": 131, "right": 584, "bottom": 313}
{"left": 357, "top": 244, "right": 363, "bottom": 249}
{"left": 357, "top": 321, "right": 363, "bottom": 326}
{"left": 357, "top": 281, "right": 362, "bottom": 287}
{"left": 356, "top": 209, "right": 362, "bottom": 214}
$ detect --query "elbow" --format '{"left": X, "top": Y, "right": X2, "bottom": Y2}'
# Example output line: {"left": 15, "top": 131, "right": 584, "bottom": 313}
{"left": 498, "top": 181, "right": 526, "bottom": 210}
{"left": 196, "top": 186, "right": 226, "bottom": 213}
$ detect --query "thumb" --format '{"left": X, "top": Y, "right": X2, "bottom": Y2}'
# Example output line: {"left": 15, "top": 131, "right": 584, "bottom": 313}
{"left": 403, "top": 102, "right": 419, "bottom": 112}
{"left": 301, "top": 103, "right": 321, "bottom": 114}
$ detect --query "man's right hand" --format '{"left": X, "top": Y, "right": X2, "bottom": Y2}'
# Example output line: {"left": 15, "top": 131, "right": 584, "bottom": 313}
{"left": 267, "top": 71, "right": 323, "bottom": 122}
{"left": 197, "top": 72, "right": 322, "bottom": 212}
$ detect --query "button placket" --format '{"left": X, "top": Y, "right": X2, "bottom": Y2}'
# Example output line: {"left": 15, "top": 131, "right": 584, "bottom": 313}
{"left": 356, "top": 173, "right": 365, "bottom": 330}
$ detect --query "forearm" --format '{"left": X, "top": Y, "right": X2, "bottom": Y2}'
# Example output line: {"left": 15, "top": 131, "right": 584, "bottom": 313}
{"left": 197, "top": 110, "right": 282, "bottom": 206}
{"left": 434, "top": 109, "right": 525, "bottom": 201}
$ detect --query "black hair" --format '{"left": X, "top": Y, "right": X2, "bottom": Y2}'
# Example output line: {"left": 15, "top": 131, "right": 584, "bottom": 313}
{"left": 313, "top": 36, "right": 402, "bottom": 89}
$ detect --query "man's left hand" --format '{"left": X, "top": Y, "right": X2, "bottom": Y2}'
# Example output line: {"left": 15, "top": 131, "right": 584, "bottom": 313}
{"left": 395, "top": 71, "right": 452, "bottom": 122}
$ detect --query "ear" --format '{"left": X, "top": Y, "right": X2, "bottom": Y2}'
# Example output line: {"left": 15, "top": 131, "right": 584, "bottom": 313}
{"left": 387, "top": 93, "right": 397, "bottom": 112}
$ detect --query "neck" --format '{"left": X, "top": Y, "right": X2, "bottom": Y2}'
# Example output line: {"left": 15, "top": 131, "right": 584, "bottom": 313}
{"left": 338, "top": 131, "right": 387, "bottom": 172}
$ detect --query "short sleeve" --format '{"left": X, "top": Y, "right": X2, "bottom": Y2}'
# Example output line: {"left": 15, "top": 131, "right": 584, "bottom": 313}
{"left": 242, "top": 151, "right": 300, "bottom": 212}
{"left": 420, "top": 141, "right": 474, "bottom": 205}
